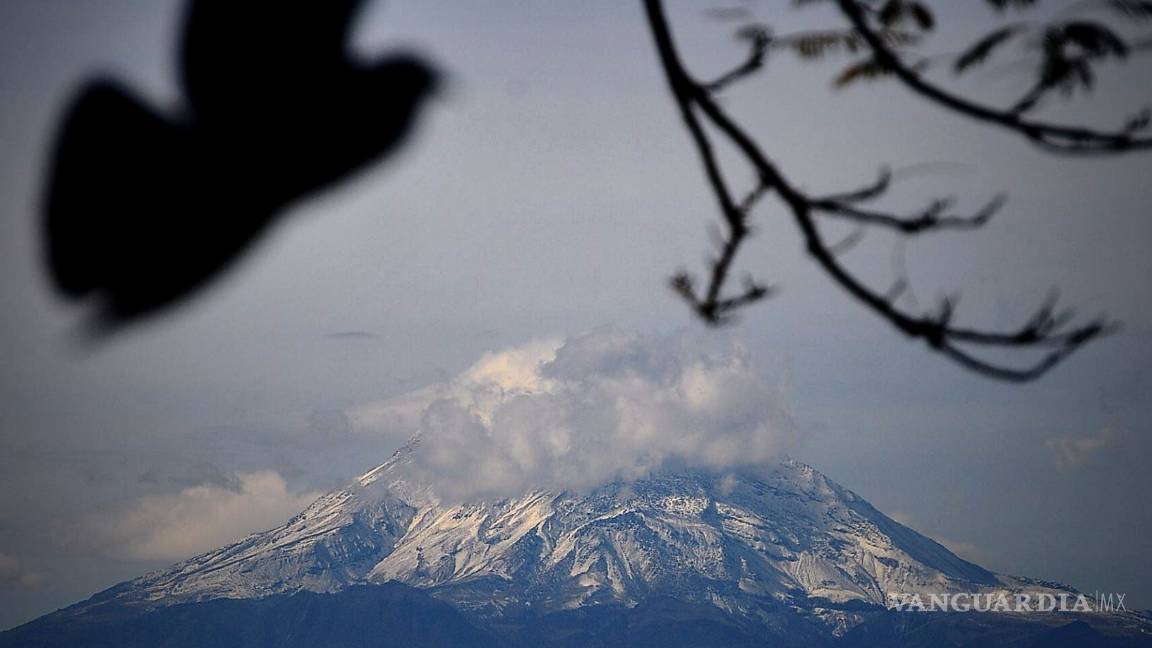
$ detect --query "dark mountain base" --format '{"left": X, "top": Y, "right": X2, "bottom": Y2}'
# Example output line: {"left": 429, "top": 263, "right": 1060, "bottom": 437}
{"left": 0, "top": 584, "right": 499, "bottom": 648}
{"left": 841, "top": 611, "right": 1152, "bottom": 648}
{"left": 5, "top": 585, "right": 1151, "bottom": 648}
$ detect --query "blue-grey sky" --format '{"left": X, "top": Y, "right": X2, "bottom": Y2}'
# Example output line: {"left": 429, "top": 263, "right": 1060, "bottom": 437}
{"left": 1, "top": 0, "right": 1151, "bottom": 630}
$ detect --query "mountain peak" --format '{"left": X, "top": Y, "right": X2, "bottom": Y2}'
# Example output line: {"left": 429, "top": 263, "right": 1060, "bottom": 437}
{"left": 21, "top": 443, "right": 1152, "bottom": 647}
{"left": 87, "top": 446, "right": 1059, "bottom": 628}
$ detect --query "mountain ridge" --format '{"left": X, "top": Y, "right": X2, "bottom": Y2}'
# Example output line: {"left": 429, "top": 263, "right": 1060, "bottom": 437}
{"left": 66, "top": 443, "right": 1060, "bottom": 619}
{"left": 9, "top": 442, "right": 1151, "bottom": 646}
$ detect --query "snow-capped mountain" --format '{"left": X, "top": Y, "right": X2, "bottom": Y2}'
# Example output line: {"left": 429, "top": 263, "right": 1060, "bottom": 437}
{"left": 7, "top": 330, "right": 1151, "bottom": 646}
{"left": 89, "top": 441, "right": 1061, "bottom": 621}
{"left": 9, "top": 439, "right": 1152, "bottom": 647}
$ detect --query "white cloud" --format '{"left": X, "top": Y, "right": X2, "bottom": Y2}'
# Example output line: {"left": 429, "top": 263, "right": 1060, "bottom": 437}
{"left": 1045, "top": 429, "right": 1117, "bottom": 469}
{"left": 347, "top": 338, "right": 564, "bottom": 439}
{"left": 0, "top": 553, "right": 44, "bottom": 590}
{"left": 386, "top": 329, "right": 797, "bottom": 501}
{"left": 348, "top": 384, "right": 445, "bottom": 439}
{"left": 98, "top": 471, "right": 320, "bottom": 561}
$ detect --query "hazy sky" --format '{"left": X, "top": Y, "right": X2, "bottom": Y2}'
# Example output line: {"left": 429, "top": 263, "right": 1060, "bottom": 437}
{"left": 2, "top": 0, "right": 1151, "bottom": 630}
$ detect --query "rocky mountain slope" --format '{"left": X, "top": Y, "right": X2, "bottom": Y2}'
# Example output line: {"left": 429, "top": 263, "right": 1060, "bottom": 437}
{"left": 6, "top": 441, "right": 1150, "bottom": 646}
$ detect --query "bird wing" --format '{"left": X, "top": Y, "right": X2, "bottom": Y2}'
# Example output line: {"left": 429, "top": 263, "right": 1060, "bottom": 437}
{"left": 179, "top": 0, "right": 367, "bottom": 122}
{"left": 43, "top": 81, "right": 188, "bottom": 299}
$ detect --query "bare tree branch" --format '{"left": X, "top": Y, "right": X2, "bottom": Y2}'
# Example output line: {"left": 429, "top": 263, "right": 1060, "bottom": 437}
{"left": 706, "top": 26, "right": 770, "bottom": 92}
{"left": 836, "top": 0, "right": 1152, "bottom": 154}
{"left": 643, "top": 0, "right": 1113, "bottom": 381}
{"left": 811, "top": 194, "right": 1005, "bottom": 234}
{"left": 814, "top": 166, "right": 892, "bottom": 204}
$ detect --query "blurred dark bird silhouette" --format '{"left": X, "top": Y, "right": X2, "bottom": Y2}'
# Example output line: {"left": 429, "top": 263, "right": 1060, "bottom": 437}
{"left": 43, "top": 0, "right": 438, "bottom": 328}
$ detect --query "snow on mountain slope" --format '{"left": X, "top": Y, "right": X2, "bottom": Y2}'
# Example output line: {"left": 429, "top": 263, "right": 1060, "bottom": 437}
{"left": 93, "top": 439, "right": 1067, "bottom": 623}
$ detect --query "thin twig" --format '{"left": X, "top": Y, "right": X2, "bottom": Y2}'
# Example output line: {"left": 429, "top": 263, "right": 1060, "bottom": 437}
{"left": 835, "top": 0, "right": 1152, "bottom": 154}
{"left": 643, "top": 0, "right": 1112, "bottom": 380}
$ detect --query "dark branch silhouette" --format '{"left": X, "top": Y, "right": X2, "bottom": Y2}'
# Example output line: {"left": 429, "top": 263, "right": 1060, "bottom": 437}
{"left": 43, "top": 0, "right": 438, "bottom": 329}
{"left": 835, "top": 0, "right": 1152, "bottom": 154}
{"left": 810, "top": 193, "right": 1005, "bottom": 235}
{"left": 643, "top": 0, "right": 1115, "bottom": 381}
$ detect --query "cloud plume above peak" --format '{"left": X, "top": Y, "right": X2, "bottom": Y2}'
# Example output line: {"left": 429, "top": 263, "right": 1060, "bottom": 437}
{"left": 94, "top": 471, "right": 321, "bottom": 561}
{"left": 371, "top": 329, "right": 798, "bottom": 501}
